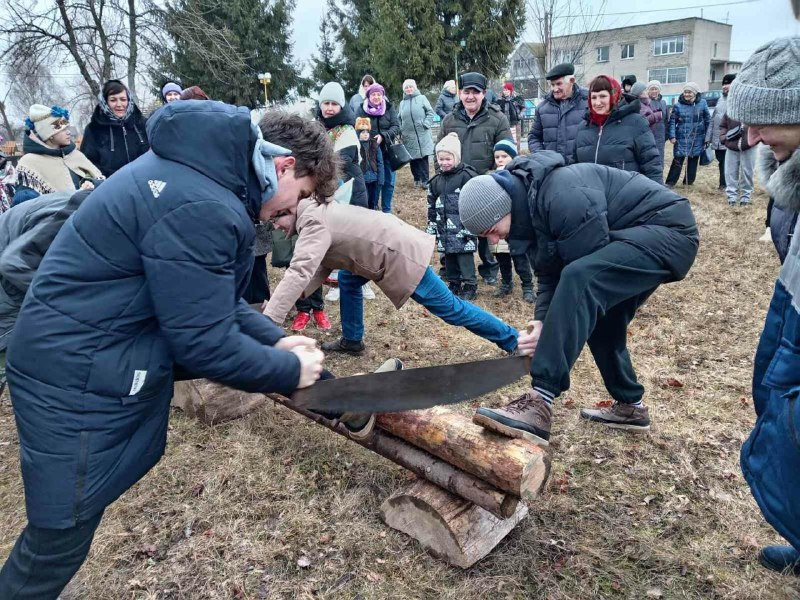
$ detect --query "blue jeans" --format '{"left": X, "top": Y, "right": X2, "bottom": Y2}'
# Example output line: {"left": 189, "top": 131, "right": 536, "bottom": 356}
{"left": 338, "top": 267, "right": 518, "bottom": 351}
{"left": 380, "top": 151, "right": 395, "bottom": 213}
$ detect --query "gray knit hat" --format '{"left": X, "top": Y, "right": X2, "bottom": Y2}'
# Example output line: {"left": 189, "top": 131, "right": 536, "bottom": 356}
{"left": 318, "top": 82, "right": 346, "bottom": 108}
{"left": 630, "top": 81, "right": 647, "bottom": 97}
{"left": 727, "top": 36, "right": 800, "bottom": 125}
{"left": 459, "top": 175, "right": 512, "bottom": 235}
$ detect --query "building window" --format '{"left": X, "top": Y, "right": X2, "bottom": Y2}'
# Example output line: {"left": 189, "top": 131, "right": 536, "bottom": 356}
{"left": 653, "top": 35, "right": 685, "bottom": 56}
{"left": 554, "top": 47, "right": 582, "bottom": 65}
{"left": 621, "top": 43, "right": 635, "bottom": 60}
{"left": 648, "top": 66, "right": 688, "bottom": 85}
{"left": 713, "top": 42, "right": 718, "bottom": 57}
{"left": 596, "top": 46, "right": 609, "bottom": 62}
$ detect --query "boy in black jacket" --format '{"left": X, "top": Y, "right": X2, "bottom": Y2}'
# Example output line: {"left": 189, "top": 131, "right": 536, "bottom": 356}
{"left": 426, "top": 133, "right": 480, "bottom": 299}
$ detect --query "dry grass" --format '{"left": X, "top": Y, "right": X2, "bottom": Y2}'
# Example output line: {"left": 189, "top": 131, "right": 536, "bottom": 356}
{"left": 2, "top": 155, "right": 800, "bottom": 600}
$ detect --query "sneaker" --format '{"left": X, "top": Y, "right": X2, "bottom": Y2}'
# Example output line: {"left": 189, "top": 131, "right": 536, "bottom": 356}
{"left": 312, "top": 309, "right": 331, "bottom": 330}
{"left": 760, "top": 227, "right": 772, "bottom": 242}
{"left": 459, "top": 283, "right": 478, "bottom": 301}
{"left": 473, "top": 389, "right": 552, "bottom": 446}
{"left": 321, "top": 337, "right": 365, "bottom": 355}
{"left": 522, "top": 286, "right": 535, "bottom": 303}
{"left": 579, "top": 402, "right": 651, "bottom": 432}
{"left": 448, "top": 281, "right": 462, "bottom": 296}
{"left": 758, "top": 546, "right": 800, "bottom": 576}
{"left": 325, "top": 287, "right": 340, "bottom": 302}
{"left": 494, "top": 282, "right": 513, "bottom": 298}
{"left": 339, "top": 358, "right": 403, "bottom": 440}
{"left": 362, "top": 283, "right": 376, "bottom": 300}
{"left": 291, "top": 311, "right": 311, "bottom": 331}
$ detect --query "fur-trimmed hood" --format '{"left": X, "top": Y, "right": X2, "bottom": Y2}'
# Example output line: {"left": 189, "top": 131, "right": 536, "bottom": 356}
{"left": 758, "top": 146, "right": 800, "bottom": 212}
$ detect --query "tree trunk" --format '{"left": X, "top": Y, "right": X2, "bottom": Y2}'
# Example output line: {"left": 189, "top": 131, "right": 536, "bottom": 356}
{"left": 127, "top": 0, "right": 138, "bottom": 96}
{"left": 380, "top": 479, "right": 529, "bottom": 569}
{"left": 376, "top": 407, "right": 550, "bottom": 501}
{"left": 55, "top": 0, "right": 100, "bottom": 97}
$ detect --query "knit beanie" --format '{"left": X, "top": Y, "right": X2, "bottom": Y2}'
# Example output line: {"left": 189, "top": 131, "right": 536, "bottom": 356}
{"left": 355, "top": 117, "right": 372, "bottom": 131}
{"left": 728, "top": 36, "right": 800, "bottom": 125}
{"left": 435, "top": 132, "right": 461, "bottom": 165}
{"left": 25, "top": 104, "right": 70, "bottom": 141}
{"left": 683, "top": 82, "right": 700, "bottom": 94}
{"left": 721, "top": 73, "right": 736, "bottom": 85}
{"left": 459, "top": 175, "right": 512, "bottom": 235}
{"left": 402, "top": 79, "right": 417, "bottom": 91}
{"left": 319, "top": 82, "right": 346, "bottom": 108}
{"left": 494, "top": 138, "right": 517, "bottom": 159}
{"left": 647, "top": 80, "right": 662, "bottom": 91}
{"left": 162, "top": 82, "right": 182, "bottom": 99}
{"left": 630, "top": 81, "right": 647, "bottom": 97}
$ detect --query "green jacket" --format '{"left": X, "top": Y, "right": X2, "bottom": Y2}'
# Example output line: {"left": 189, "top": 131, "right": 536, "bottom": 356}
{"left": 439, "top": 100, "right": 511, "bottom": 174}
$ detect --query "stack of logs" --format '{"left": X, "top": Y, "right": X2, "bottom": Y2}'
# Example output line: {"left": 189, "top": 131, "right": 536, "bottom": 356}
{"left": 173, "top": 380, "right": 551, "bottom": 568}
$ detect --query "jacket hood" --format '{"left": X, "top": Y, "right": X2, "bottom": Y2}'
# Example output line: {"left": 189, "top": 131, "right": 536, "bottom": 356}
{"left": 759, "top": 146, "right": 800, "bottom": 213}
{"left": 505, "top": 151, "right": 565, "bottom": 239}
{"left": 506, "top": 150, "right": 565, "bottom": 194}
{"left": 146, "top": 100, "right": 259, "bottom": 211}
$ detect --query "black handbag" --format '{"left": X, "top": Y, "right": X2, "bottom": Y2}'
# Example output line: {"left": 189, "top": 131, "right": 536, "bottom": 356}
{"left": 386, "top": 141, "right": 411, "bottom": 171}
{"left": 699, "top": 146, "right": 714, "bottom": 166}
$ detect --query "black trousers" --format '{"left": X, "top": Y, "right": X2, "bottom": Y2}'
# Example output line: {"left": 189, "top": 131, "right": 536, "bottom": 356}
{"left": 665, "top": 155, "right": 700, "bottom": 186}
{"left": 409, "top": 158, "right": 430, "bottom": 184}
{"left": 766, "top": 196, "right": 775, "bottom": 228}
{"left": 445, "top": 252, "right": 476, "bottom": 285}
{"left": 0, "top": 512, "right": 104, "bottom": 599}
{"left": 531, "top": 242, "right": 673, "bottom": 404}
{"left": 242, "top": 254, "right": 271, "bottom": 304}
{"left": 477, "top": 238, "right": 499, "bottom": 281}
{"left": 496, "top": 253, "right": 533, "bottom": 287}
{"left": 296, "top": 287, "right": 324, "bottom": 313}
{"left": 715, "top": 149, "right": 726, "bottom": 187}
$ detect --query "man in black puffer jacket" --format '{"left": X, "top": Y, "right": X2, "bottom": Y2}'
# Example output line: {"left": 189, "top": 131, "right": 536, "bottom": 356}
{"left": 458, "top": 151, "right": 699, "bottom": 446}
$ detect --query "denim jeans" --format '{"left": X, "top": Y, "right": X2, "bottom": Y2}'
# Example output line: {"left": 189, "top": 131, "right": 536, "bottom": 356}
{"left": 380, "top": 151, "right": 395, "bottom": 213}
{"left": 338, "top": 266, "right": 518, "bottom": 351}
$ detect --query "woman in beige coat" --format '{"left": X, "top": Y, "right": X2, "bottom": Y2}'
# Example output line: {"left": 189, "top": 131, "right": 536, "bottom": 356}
{"left": 264, "top": 198, "right": 519, "bottom": 354}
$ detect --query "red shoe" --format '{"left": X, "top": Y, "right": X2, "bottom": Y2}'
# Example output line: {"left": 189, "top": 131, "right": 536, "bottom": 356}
{"left": 291, "top": 312, "right": 311, "bottom": 331}
{"left": 313, "top": 309, "right": 331, "bottom": 330}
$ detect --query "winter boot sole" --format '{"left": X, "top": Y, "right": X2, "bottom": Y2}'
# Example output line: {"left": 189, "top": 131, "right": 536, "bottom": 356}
{"left": 472, "top": 410, "right": 549, "bottom": 447}
{"left": 580, "top": 413, "right": 651, "bottom": 432}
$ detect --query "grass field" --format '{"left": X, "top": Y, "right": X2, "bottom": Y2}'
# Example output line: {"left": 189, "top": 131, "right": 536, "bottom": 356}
{"left": 2, "top": 157, "right": 800, "bottom": 599}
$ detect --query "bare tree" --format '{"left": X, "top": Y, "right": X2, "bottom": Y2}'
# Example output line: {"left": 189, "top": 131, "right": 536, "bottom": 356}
{"left": 0, "top": 0, "right": 167, "bottom": 99}
{"left": 525, "top": 0, "right": 607, "bottom": 94}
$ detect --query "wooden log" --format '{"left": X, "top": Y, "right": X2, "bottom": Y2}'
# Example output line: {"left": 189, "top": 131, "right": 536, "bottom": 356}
{"left": 267, "top": 394, "right": 518, "bottom": 519}
{"left": 380, "top": 479, "right": 528, "bottom": 569}
{"left": 171, "top": 380, "right": 266, "bottom": 426}
{"left": 376, "top": 407, "right": 550, "bottom": 501}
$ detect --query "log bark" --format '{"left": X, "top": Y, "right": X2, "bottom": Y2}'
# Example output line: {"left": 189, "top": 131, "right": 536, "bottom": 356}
{"left": 376, "top": 407, "right": 550, "bottom": 501}
{"left": 267, "top": 394, "right": 518, "bottom": 519}
{"left": 172, "top": 380, "right": 266, "bottom": 426}
{"left": 380, "top": 479, "right": 528, "bottom": 569}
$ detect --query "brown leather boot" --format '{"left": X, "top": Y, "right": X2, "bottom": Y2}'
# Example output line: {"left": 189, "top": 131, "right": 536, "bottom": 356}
{"left": 473, "top": 389, "right": 552, "bottom": 446}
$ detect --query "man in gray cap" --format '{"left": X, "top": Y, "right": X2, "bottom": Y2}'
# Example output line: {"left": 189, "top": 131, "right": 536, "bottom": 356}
{"left": 527, "top": 63, "right": 588, "bottom": 164}
{"left": 456, "top": 151, "right": 698, "bottom": 446}
{"left": 439, "top": 71, "right": 512, "bottom": 284}
{"left": 727, "top": 35, "right": 800, "bottom": 577}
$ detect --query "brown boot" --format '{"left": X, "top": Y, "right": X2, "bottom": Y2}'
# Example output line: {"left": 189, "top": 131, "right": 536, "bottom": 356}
{"left": 473, "top": 389, "right": 551, "bottom": 446}
{"left": 579, "top": 402, "right": 651, "bottom": 432}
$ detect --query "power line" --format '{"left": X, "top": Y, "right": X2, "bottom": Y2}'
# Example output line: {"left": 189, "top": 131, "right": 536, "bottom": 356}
{"left": 550, "top": 0, "right": 759, "bottom": 19}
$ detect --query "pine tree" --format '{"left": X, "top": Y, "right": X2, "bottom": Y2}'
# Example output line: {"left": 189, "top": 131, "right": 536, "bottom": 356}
{"left": 158, "top": 0, "right": 302, "bottom": 107}
{"left": 309, "top": 8, "right": 342, "bottom": 90}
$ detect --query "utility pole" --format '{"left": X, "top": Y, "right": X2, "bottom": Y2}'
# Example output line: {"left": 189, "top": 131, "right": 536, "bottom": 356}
{"left": 544, "top": 10, "right": 551, "bottom": 71}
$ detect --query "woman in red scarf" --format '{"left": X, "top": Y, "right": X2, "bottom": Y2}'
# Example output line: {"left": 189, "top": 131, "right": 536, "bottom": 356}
{"left": 573, "top": 75, "right": 663, "bottom": 183}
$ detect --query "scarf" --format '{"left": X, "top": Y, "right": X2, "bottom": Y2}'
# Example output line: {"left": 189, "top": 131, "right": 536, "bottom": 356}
{"left": 250, "top": 124, "right": 292, "bottom": 206}
{"left": 16, "top": 133, "right": 104, "bottom": 196}
{"left": 97, "top": 85, "right": 136, "bottom": 123}
{"left": 588, "top": 76, "right": 621, "bottom": 127}
{"left": 363, "top": 83, "right": 387, "bottom": 116}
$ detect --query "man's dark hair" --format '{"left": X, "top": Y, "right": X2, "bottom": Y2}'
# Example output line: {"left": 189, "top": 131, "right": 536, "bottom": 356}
{"left": 258, "top": 111, "right": 340, "bottom": 198}
{"left": 102, "top": 79, "right": 128, "bottom": 100}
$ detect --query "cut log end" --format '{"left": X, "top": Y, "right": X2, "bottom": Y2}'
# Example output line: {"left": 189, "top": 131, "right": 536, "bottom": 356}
{"left": 380, "top": 479, "right": 528, "bottom": 569}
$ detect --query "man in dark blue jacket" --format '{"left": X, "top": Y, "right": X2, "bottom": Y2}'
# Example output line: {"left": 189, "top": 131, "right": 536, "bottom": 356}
{"left": 458, "top": 151, "right": 699, "bottom": 446}
{"left": 728, "top": 36, "right": 800, "bottom": 577}
{"left": 0, "top": 102, "right": 338, "bottom": 599}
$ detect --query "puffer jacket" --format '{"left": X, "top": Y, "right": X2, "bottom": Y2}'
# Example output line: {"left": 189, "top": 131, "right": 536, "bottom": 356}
{"left": 80, "top": 103, "right": 150, "bottom": 178}
{"left": 500, "top": 151, "right": 699, "bottom": 320}
{"left": 759, "top": 147, "right": 799, "bottom": 262}
{"left": 435, "top": 89, "right": 457, "bottom": 120}
{"left": 742, "top": 146, "right": 800, "bottom": 552}
{"left": 719, "top": 113, "right": 753, "bottom": 152}
{"left": 439, "top": 100, "right": 512, "bottom": 174}
{"left": 355, "top": 100, "right": 401, "bottom": 153}
{"left": 527, "top": 87, "right": 589, "bottom": 164}
{"left": 7, "top": 101, "right": 299, "bottom": 528}
{"left": 668, "top": 95, "right": 710, "bottom": 158}
{"left": 573, "top": 99, "right": 662, "bottom": 183}
{"left": 399, "top": 91, "right": 435, "bottom": 159}
{"left": 426, "top": 162, "right": 480, "bottom": 254}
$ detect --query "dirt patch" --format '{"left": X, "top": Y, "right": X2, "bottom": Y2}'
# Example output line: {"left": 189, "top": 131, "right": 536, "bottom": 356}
{"left": 1, "top": 155, "right": 799, "bottom": 599}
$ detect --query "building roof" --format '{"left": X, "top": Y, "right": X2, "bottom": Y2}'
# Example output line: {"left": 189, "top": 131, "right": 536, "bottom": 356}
{"left": 514, "top": 42, "right": 545, "bottom": 57}
{"left": 551, "top": 16, "right": 732, "bottom": 42}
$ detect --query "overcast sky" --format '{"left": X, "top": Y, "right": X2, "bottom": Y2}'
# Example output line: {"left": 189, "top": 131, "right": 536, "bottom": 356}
{"left": 292, "top": 0, "right": 800, "bottom": 73}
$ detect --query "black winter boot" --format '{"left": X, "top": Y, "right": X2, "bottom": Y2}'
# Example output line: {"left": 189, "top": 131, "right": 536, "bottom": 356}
{"left": 321, "top": 337, "right": 366, "bottom": 355}
{"left": 459, "top": 283, "right": 478, "bottom": 301}
{"left": 448, "top": 281, "right": 462, "bottom": 296}
{"left": 522, "top": 285, "right": 535, "bottom": 303}
{"left": 494, "top": 281, "right": 513, "bottom": 298}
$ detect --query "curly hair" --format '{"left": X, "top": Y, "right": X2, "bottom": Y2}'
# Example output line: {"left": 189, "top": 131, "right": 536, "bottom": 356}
{"left": 258, "top": 110, "right": 340, "bottom": 198}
